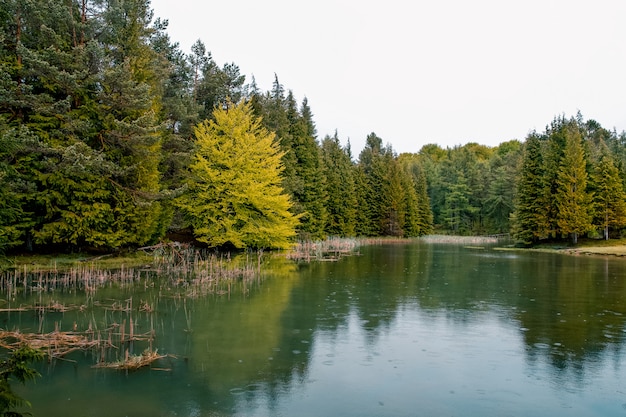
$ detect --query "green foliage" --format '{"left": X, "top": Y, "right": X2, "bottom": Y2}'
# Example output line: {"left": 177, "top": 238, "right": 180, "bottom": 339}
{"left": 0, "top": 346, "right": 44, "bottom": 416}
{"left": 484, "top": 141, "right": 521, "bottom": 233}
{"left": 357, "top": 133, "right": 425, "bottom": 237}
{"left": 512, "top": 135, "right": 548, "bottom": 243}
{"left": 320, "top": 133, "right": 357, "bottom": 236}
{"left": 554, "top": 124, "right": 593, "bottom": 243}
{"left": 443, "top": 170, "right": 477, "bottom": 234}
{"left": 5, "top": 0, "right": 626, "bottom": 251}
{"left": 511, "top": 115, "right": 626, "bottom": 245}
{"left": 397, "top": 153, "right": 434, "bottom": 236}
{"left": 176, "top": 101, "right": 300, "bottom": 249}
{"left": 285, "top": 94, "right": 328, "bottom": 239}
{"left": 591, "top": 148, "right": 626, "bottom": 239}
{"left": 413, "top": 164, "right": 434, "bottom": 235}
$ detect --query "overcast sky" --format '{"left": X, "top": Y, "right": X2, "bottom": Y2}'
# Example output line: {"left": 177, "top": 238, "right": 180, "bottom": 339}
{"left": 150, "top": 0, "right": 626, "bottom": 155}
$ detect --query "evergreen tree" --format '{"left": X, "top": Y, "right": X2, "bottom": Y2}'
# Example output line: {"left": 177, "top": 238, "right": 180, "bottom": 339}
{"left": 357, "top": 133, "right": 388, "bottom": 236}
{"left": 286, "top": 95, "right": 327, "bottom": 239}
{"left": 399, "top": 168, "right": 421, "bottom": 237}
{"left": 0, "top": 0, "right": 178, "bottom": 251}
{"left": 484, "top": 165, "right": 514, "bottom": 233}
{"left": 0, "top": 127, "right": 33, "bottom": 251}
{"left": 554, "top": 124, "right": 593, "bottom": 244}
{"left": 353, "top": 165, "right": 373, "bottom": 236}
{"left": 397, "top": 154, "right": 433, "bottom": 235}
{"left": 512, "top": 134, "right": 548, "bottom": 243}
{"left": 541, "top": 116, "right": 573, "bottom": 238}
{"left": 418, "top": 144, "right": 447, "bottom": 229}
{"left": 358, "top": 133, "right": 419, "bottom": 236}
{"left": 320, "top": 132, "right": 357, "bottom": 236}
{"left": 591, "top": 146, "right": 626, "bottom": 239}
{"left": 484, "top": 143, "right": 521, "bottom": 234}
{"left": 442, "top": 170, "right": 476, "bottom": 234}
{"left": 176, "top": 101, "right": 300, "bottom": 249}
{"left": 414, "top": 165, "right": 434, "bottom": 235}
{"left": 381, "top": 151, "right": 407, "bottom": 236}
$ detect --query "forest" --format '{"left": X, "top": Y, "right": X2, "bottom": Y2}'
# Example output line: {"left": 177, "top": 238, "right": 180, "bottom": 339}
{"left": 2, "top": 0, "right": 626, "bottom": 254}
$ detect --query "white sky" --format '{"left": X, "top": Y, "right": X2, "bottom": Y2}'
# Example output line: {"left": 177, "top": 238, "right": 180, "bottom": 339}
{"left": 150, "top": 0, "right": 626, "bottom": 155}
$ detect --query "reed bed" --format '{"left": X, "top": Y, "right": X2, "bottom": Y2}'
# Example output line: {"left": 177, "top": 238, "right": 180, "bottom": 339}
{"left": 0, "top": 244, "right": 271, "bottom": 375}
{"left": 287, "top": 237, "right": 360, "bottom": 262}
{"left": 148, "top": 243, "right": 263, "bottom": 298}
{"left": 0, "top": 264, "right": 145, "bottom": 297}
{"left": 420, "top": 235, "right": 502, "bottom": 244}
{"left": 0, "top": 306, "right": 161, "bottom": 369}
{"left": 0, "top": 243, "right": 264, "bottom": 300}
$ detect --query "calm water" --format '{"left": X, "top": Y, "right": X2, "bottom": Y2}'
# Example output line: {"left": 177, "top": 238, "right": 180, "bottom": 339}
{"left": 8, "top": 242, "right": 626, "bottom": 416}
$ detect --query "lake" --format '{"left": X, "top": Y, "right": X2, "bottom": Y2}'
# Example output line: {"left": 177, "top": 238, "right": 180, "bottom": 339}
{"left": 7, "top": 241, "right": 626, "bottom": 416}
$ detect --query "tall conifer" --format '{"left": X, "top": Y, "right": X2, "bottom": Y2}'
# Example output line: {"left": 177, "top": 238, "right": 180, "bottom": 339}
{"left": 591, "top": 147, "right": 626, "bottom": 239}
{"left": 512, "top": 134, "right": 548, "bottom": 243}
{"left": 554, "top": 125, "right": 593, "bottom": 244}
{"left": 320, "top": 132, "right": 357, "bottom": 236}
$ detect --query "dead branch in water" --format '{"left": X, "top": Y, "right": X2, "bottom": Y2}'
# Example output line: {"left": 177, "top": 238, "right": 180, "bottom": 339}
{"left": 91, "top": 348, "right": 168, "bottom": 371}
{"left": 0, "top": 329, "right": 105, "bottom": 358}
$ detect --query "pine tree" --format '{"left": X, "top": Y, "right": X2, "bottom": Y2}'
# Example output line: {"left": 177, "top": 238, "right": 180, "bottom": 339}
{"left": 176, "top": 101, "right": 300, "bottom": 249}
{"left": 357, "top": 133, "right": 420, "bottom": 236}
{"left": 353, "top": 165, "right": 374, "bottom": 236}
{"left": 484, "top": 141, "right": 521, "bottom": 234}
{"left": 286, "top": 96, "right": 327, "bottom": 239}
{"left": 151, "top": 19, "right": 198, "bottom": 190}
{"left": 541, "top": 116, "right": 572, "bottom": 238}
{"left": 443, "top": 170, "right": 476, "bottom": 234}
{"left": 0, "top": 0, "right": 178, "bottom": 251}
{"left": 554, "top": 124, "right": 593, "bottom": 244}
{"left": 381, "top": 152, "right": 407, "bottom": 236}
{"left": 320, "top": 132, "right": 357, "bottom": 236}
{"left": 397, "top": 154, "right": 433, "bottom": 236}
{"left": 484, "top": 165, "right": 514, "bottom": 233}
{"left": 87, "top": 0, "right": 168, "bottom": 246}
{"left": 418, "top": 144, "right": 447, "bottom": 229}
{"left": 512, "top": 134, "right": 548, "bottom": 243}
{"left": 0, "top": 128, "right": 32, "bottom": 251}
{"left": 399, "top": 169, "right": 421, "bottom": 237}
{"left": 358, "top": 133, "right": 388, "bottom": 236}
{"left": 591, "top": 147, "right": 626, "bottom": 239}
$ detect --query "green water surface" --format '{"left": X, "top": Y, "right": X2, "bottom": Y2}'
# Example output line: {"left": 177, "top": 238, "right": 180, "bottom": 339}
{"left": 8, "top": 241, "right": 626, "bottom": 416}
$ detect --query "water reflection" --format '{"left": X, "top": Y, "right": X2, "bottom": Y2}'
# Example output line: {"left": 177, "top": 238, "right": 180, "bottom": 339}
{"left": 8, "top": 242, "right": 626, "bottom": 416}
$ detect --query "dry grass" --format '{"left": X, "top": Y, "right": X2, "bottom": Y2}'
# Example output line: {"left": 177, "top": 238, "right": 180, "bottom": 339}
{"left": 287, "top": 237, "right": 359, "bottom": 262}
{"left": 92, "top": 348, "right": 168, "bottom": 371}
{"left": 420, "top": 235, "right": 501, "bottom": 244}
{"left": 0, "top": 329, "right": 102, "bottom": 359}
{"left": 563, "top": 245, "right": 626, "bottom": 257}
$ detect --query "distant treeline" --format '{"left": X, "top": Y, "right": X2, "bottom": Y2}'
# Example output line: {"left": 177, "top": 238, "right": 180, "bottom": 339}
{"left": 420, "top": 114, "right": 626, "bottom": 244}
{"left": 1, "top": 1, "right": 624, "bottom": 253}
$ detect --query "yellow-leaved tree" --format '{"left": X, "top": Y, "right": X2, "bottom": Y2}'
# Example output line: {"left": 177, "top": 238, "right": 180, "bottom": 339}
{"left": 177, "top": 101, "right": 300, "bottom": 249}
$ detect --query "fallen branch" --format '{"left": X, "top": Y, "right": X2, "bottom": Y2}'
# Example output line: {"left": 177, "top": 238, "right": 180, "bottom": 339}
{"left": 92, "top": 348, "right": 167, "bottom": 371}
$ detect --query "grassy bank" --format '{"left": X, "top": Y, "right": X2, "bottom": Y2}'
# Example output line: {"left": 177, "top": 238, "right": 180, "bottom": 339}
{"left": 558, "top": 238, "right": 626, "bottom": 257}
{"left": 1, "top": 252, "right": 154, "bottom": 272}
{"left": 494, "top": 238, "right": 626, "bottom": 257}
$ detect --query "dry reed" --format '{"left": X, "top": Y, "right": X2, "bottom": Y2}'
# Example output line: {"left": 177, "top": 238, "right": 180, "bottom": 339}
{"left": 287, "top": 237, "right": 360, "bottom": 262}
{"left": 0, "top": 243, "right": 264, "bottom": 299}
{"left": 420, "top": 235, "right": 502, "bottom": 244}
{"left": 91, "top": 348, "right": 168, "bottom": 371}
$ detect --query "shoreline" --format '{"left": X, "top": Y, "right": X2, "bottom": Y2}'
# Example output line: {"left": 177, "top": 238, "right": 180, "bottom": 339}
{"left": 495, "top": 244, "right": 626, "bottom": 258}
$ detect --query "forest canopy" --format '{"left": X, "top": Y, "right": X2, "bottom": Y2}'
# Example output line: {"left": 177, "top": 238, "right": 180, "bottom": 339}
{"left": 1, "top": 0, "right": 625, "bottom": 253}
